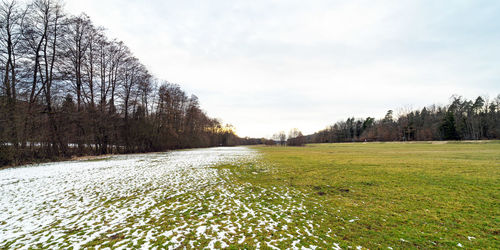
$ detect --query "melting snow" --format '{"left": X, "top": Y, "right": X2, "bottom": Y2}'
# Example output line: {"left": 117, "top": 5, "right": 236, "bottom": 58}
{"left": 0, "top": 146, "right": 341, "bottom": 248}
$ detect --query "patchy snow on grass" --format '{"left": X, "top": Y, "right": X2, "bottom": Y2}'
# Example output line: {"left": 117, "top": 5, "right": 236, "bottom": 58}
{"left": 0, "top": 147, "right": 253, "bottom": 248}
{"left": 0, "top": 146, "right": 337, "bottom": 248}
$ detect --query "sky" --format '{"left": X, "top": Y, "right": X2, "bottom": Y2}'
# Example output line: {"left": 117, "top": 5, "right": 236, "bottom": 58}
{"left": 64, "top": 0, "right": 500, "bottom": 138}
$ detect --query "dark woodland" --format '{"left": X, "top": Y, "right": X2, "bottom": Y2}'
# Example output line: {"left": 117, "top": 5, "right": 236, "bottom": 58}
{"left": 307, "top": 95, "right": 500, "bottom": 144}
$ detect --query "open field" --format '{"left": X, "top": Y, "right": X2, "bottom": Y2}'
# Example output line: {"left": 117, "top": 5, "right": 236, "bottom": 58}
{"left": 0, "top": 147, "right": 261, "bottom": 248}
{"left": 233, "top": 141, "right": 499, "bottom": 249}
{"left": 1, "top": 147, "right": 331, "bottom": 249}
{"left": 1, "top": 142, "right": 498, "bottom": 249}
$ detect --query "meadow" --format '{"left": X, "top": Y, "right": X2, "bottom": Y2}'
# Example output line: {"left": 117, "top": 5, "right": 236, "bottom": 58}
{"left": 221, "top": 141, "right": 500, "bottom": 248}
{"left": 1, "top": 142, "right": 498, "bottom": 249}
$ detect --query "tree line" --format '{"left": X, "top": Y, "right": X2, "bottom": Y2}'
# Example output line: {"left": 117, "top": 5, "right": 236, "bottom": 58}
{"left": 0, "top": 0, "right": 257, "bottom": 166}
{"left": 308, "top": 95, "right": 500, "bottom": 143}
{"left": 263, "top": 129, "right": 306, "bottom": 147}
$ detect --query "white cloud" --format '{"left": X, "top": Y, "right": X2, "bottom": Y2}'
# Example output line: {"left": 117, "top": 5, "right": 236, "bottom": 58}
{"left": 64, "top": 0, "right": 500, "bottom": 137}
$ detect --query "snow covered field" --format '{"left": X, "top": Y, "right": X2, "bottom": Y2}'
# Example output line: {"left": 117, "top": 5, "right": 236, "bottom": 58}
{"left": 0, "top": 147, "right": 328, "bottom": 249}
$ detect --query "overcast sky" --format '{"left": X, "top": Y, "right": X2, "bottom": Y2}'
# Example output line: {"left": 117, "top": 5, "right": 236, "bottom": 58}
{"left": 64, "top": 0, "right": 500, "bottom": 138}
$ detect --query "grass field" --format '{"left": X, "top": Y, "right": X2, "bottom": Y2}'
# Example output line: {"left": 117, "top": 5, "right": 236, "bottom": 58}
{"left": 220, "top": 141, "right": 500, "bottom": 249}
{"left": 1, "top": 142, "right": 498, "bottom": 248}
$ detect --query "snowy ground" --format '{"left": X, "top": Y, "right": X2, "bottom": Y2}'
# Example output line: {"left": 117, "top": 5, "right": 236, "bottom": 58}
{"left": 0, "top": 147, "right": 334, "bottom": 249}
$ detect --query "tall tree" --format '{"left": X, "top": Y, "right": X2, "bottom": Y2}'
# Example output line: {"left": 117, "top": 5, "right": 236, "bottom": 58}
{"left": 0, "top": 0, "right": 24, "bottom": 154}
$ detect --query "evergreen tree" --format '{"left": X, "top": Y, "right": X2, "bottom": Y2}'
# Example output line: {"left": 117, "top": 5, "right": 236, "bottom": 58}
{"left": 440, "top": 112, "right": 459, "bottom": 140}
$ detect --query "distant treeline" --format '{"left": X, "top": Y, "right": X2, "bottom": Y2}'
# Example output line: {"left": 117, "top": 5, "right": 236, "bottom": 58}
{"left": 308, "top": 95, "right": 500, "bottom": 143}
{"left": 0, "top": 0, "right": 257, "bottom": 166}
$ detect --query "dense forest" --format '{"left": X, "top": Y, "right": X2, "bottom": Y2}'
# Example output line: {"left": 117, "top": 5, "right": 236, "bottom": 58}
{"left": 307, "top": 95, "right": 500, "bottom": 143}
{"left": 0, "top": 0, "right": 258, "bottom": 166}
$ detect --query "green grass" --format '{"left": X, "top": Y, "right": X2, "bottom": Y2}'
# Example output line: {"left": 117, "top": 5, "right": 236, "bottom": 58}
{"left": 222, "top": 141, "right": 500, "bottom": 249}
{"left": 4, "top": 142, "right": 498, "bottom": 248}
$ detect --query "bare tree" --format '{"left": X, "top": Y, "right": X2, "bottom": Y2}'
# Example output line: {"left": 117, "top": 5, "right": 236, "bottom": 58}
{"left": 287, "top": 128, "right": 305, "bottom": 146}
{"left": 272, "top": 131, "right": 286, "bottom": 146}
{"left": 0, "top": 0, "right": 24, "bottom": 153}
